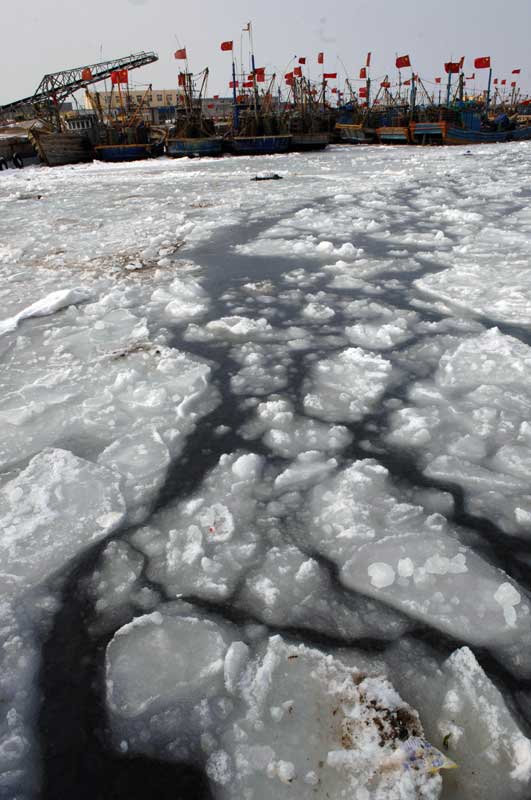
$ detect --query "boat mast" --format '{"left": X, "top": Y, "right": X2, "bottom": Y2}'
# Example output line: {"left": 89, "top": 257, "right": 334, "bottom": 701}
{"left": 409, "top": 73, "right": 417, "bottom": 122}
{"left": 485, "top": 67, "right": 493, "bottom": 113}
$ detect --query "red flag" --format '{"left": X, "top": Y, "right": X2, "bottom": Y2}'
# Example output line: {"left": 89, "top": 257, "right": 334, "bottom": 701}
{"left": 380, "top": 81, "right": 391, "bottom": 88}
{"left": 207, "top": 103, "right": 214, "bottom": 109}
{"left": 512, "top": 69, "right": 521, "bottom": 74}
{"left": 299, "top": 57, "right": 306, "bottom": 64}
{"left": 81, "top": 68, "right": 92, "bottom": 81}
{"left": 174, "top": 48, "right": 187, "bottom": 60}
{"left": 444, "top": 62, "right": 460, "bottom": 74}
{"left": 359, "top": 67, "right": 367, "bottom": 80}
{"left": 501, "top": 79, "right": 506, "bottom": 85}
{"left": 466, "top": 73, "right": 475, "bottom": 80}
{"left": 213, "top": 95, "right": 219, "bottom": 99}
{"left": 178, "top": 72, "right": 186, "bottom": 87}
{"left": 331, "top": 87, "right": 338, "bottom": 93}
{"left": 221, "top": 41, "right": 233, "bottom": 52}
{"left": 229, "top": 80, "right": 239, "bottom": 88}
{"left": 403, "top": 79, "right": 411, "bottom": 86}
{"left": 396, "top": 54, "right": 411, "bottom": 69}
{"left": 318, "top": 52, "right": 324, "bottom": 64}
{"left": 323, "top": 72, "right": 337, "bottom": 79}
{"left": 493, "top": 78, "right": 498, "bottom": 85}
{"left": 111, "top": 69, "right": 128, "bottom": 85}
{"left": 359, "top": 87, "right": 367, "bottom": 97}
{"left": 435, "top": 77, "right": 441, "bottom": 84}
{"left": 366, "top": 52, "right": 371, "bottom": 67}
{"left": 294, "top": 66, "right": 302, "bottom": 77}
{"left": 255, "top": 68, "right": 266, "bottom": 83}
{"left": 474, "top": 56, "right": 491, "bottom": 69}
{"left": 511, "top": 81, "right": 517, "bottom": 87}
{"left": 243, "top": 81, "right": 254, "bottom": 88}
{"left": 285, "top": 71, "right": 294, "bottom": 80}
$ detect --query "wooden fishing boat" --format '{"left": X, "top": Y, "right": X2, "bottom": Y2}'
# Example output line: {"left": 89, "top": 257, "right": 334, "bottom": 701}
{"left": 227, "top": 135, "right": 292, "bottom": 155}
{"left": 28, "top": 129, "right": 93, "bottom": 166}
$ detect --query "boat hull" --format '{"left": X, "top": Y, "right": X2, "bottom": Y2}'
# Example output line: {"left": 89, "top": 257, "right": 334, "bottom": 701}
{"left": 444, "top": 125, "right": 531, "bottom": 145}
{"left": 227, "top": 135, "right": 292, "bottom": 155}
{"left": 336, "top": 124, "right": 374, "bottom": 144}
{"left": 28, "top": 130, "right": 93, "bottom": 166}
{"left": 289, "top": 133, "right": 329, "bottom": 151}
{"left": 410, "top": 121, "right": 447, "bottom": 144}
{"left": 166, "top": 137, "right": 223, "bottom": 158}
{"left": 94, "top": 143, "right": 163, "bottom": 162}
{"left": 375, "top": 126, "right": 411, "bottom": 144}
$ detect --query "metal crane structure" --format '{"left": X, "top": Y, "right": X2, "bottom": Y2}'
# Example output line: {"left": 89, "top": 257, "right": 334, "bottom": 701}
{"left": 0, "top": 51, "right": 158, "bottom": 128}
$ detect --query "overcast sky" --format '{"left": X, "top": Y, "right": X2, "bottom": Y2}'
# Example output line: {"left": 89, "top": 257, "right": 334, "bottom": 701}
{"left": 2, "top": 0, "right": 530, "bottom": 105}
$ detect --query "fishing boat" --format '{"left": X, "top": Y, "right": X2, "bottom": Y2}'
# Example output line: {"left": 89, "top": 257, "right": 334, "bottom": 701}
{"left": 227, "top": 134, "right": 291, "bottom": 155}
{"left": 375, "top": 125, "right": 411, "bottom": 144}
{"left": 223, "top": 23, "right": 292, "bottom": 156}
{"left": 0, "top": 53, "right": 159, "bottom": 167}
{"left": 286, "top": 75, "right": 330, "bottom": 151}
{"left": 91, "top": 84, "right": 165, "bottom": 162}
{"left": 29, "top": 128, "right": 94, "bottom": 166}
{"left": 94, "top": 140, "right": 164, "bottom": 162}
{"left": 166, "top": 136, "right": 222, "bottom": 157}
{"left": 166, "top": 65, "right": 223, "bottom": 158}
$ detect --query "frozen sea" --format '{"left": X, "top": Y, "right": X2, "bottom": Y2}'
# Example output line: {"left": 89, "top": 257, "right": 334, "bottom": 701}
{"left": 1, "top": 143, "right": 531, "bottom": 800}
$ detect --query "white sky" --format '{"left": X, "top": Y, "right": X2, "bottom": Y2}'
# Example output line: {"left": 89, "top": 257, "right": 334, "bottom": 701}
{"left": 2, "top": 0, "right": 530, "bottom": 105}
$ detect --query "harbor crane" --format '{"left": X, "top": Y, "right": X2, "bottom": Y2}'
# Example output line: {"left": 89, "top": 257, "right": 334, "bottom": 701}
{"left": 0, "top": 51, "right": 158, "bottom": 128}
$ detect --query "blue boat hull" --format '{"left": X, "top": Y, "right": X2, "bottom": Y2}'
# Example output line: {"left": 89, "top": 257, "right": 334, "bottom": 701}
{"left": 227, "top": 136, "right": 292, "bottom": 155}
{"left": 94, "top": 143, "right": 163, "bottom": 162}
{"left": 166, "top": 137, "right": 223, "bottom": 158}
{"left": 445, "top": 125, "right": 531, "bottom": 145}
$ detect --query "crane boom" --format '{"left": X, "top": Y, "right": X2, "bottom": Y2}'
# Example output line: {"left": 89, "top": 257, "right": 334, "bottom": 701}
{"left": 0, "top": 51, "right": 158, "bottom": 115}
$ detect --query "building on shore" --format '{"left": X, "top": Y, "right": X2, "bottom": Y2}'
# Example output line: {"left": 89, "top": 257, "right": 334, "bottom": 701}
{"left": 85, "top": 90, "right": 233, "bottom": 123}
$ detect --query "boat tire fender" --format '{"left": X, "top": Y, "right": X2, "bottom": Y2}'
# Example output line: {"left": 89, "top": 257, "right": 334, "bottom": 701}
{"left": 12, "top": 153, "right": 24, "bottom": 169}
{"left": 0, "top": 158, "right": 8, "bottom": 171}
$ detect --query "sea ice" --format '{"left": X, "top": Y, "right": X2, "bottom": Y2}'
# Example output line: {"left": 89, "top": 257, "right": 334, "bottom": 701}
{"left": 303, "top": 347, "right": 393, "bottom": 422}
{"left": 387, "top": 328, "right": 531, "bottom": 536}
{"left": 106, "top": 611, "right": 446, "bottom": 799}
{"left": 305, "top": 459, "right": 531, "bottom": 651}
{"left": 387, "top": 640, "right": 531, "bottom": 799}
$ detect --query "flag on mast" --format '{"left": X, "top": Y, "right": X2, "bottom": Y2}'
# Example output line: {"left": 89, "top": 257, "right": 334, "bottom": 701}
{"left": 174, "top": 48, "right": 187, "bottom": 59}
{"left": 396, "top": 54, "right": 411, "bottom": 69}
